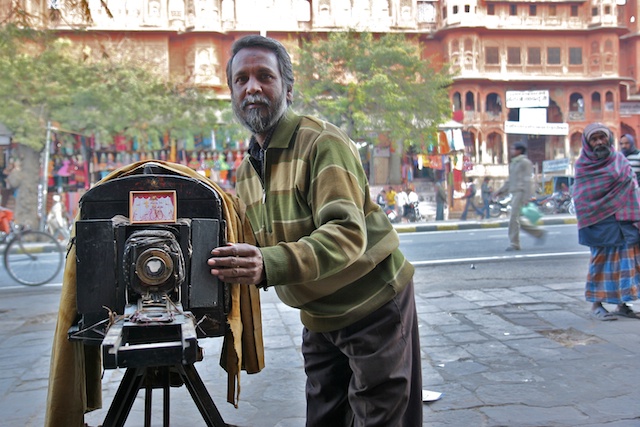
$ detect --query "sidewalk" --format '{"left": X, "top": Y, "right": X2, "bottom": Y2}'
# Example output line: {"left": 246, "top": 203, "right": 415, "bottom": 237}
{"left": 393, "top": 213, "right": 577, "bottom": 233}
{"left": 2, "top": 221, "right": 640, "bottom": 426}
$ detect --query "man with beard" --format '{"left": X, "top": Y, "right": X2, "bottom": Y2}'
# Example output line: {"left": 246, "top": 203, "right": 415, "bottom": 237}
{"left": 208, "top": 35, "right": 422, "bottom": 426}
{"left": 573, "top": 123, "right": 640, "bottom": 320}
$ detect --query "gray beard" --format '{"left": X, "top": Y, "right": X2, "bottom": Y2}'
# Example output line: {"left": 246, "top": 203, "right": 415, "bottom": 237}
{"left": 233, "top": 92, "right": 288, "bottom": 135}
{"left": 594, "top": 145, "right": 611, "bottom": 159}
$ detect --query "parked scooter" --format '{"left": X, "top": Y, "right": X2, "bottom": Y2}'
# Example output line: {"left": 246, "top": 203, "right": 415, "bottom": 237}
{"left": 406, "top": 201, "right": 421, "bottom": 222}
{"left": 385, "top": 206, "right": 401, "bottom": 223}
{"left": 489, "top": 194, "right": 511, "bottom": 218}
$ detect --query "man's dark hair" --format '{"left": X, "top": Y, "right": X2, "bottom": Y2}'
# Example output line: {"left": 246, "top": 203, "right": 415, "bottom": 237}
{"left": 226, "top": 35, "right": 295, "bottom": 105}
{"left": 514, "top": 140, "right": 527, "bottom": 154}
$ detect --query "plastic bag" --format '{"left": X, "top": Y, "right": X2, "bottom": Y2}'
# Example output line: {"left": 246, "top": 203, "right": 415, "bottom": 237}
{"left": 521, "top": 202, "right": 542, "bottom": 224}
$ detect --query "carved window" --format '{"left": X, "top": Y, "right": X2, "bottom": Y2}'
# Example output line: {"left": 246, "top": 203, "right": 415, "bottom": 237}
{"left": 591, "top": 92, "right": 601, "bottom": 112}
{"left": 605, "top": 91, "right": 614, "bottom": 112}
{"left": 464, "top": 38, "right": 472, "bottom": 52}
{"left": 569, "top": 93, "right": 584, "bottom": 112}
{"left": 485, "top": 93, "right": 502, "bottom": 113}
{"left": 507, "top": 47, "right": 521, "bottom": 65}
{"left": 487, "top": 4, "right": 495, "bottom": 15}
{"left": 547, "top": 47, "right": 561, "bottom": 65}
{"left": 569, "top": 47, "right": 582, "bottom": 65}
{"left": 465, "top": 91, "right": 475, "bottom": 111}
{"left": 453, "top": 92, "right": 462, "bottom": 111}
{"left": 528, "top": 47, "right": 541, "bottom": 65}
{"left": 485, "top": 46, "right": 499, "bottom": 64}
{"left": 571, "top": 5, "right": 578, "bottom": 17}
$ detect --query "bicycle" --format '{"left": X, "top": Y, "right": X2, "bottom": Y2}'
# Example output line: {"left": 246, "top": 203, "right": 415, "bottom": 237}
{"left": 0, "top": 207, "right": 64, "bottom": 286}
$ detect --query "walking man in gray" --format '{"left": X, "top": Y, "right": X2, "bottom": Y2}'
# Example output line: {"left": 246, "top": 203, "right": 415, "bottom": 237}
{"left": 495, "top": 141, "right": 546, "bottom": 251}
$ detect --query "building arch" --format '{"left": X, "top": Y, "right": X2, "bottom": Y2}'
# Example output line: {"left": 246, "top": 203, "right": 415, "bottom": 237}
{"left": 485, "top": 131, "right": 505, "bottom": 164}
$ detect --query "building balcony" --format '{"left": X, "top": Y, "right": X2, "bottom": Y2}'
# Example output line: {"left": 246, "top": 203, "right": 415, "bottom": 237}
{"left": 568, "top": 111, "right": 585, "bottom": 122}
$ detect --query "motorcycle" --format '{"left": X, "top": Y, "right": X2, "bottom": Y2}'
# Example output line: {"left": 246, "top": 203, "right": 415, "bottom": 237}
{"left": 406, "top": 201, "right": 421, "bottom": 222}
{"left": 532, "top": 193, "right": 557, "bottom": 215}
{"left": 385, "top": 206, "right": 401, "bottom": 223}
{"left": 489, "top": 194, "right": 511, "bottom": 218}
{"left": 534, "top": 192, "right": 575, "bottom": 215}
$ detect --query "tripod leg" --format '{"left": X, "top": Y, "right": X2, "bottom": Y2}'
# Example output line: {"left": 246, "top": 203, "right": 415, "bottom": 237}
{"left": 162, "top": 367, "right": 170, "bottom": 427}
{"left": 179, "top": 364, "right": 227, "bottom": 427}
{"left": 103, "top": 367, "right": 145, "bottom": 427}
{"left": 144, "top": 372, "right": 152, "bottom": 427}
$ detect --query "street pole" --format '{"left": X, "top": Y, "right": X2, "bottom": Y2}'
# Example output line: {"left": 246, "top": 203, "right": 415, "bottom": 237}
{"left": 39, "top": 122, "right": 53, "bottom": 232}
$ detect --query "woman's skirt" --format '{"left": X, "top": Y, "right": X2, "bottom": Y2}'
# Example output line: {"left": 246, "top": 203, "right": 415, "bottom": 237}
{"left": 585, "top": 244, "right": 640, "bottom": 303}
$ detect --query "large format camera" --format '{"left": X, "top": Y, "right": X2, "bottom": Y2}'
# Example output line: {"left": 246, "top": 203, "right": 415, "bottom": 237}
{"left": 70, "top": 163, "right": 229, "bottom": 369}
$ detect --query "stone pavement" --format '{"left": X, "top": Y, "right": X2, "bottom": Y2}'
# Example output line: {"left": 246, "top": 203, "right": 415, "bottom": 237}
{"left": 1, "top": 215, "right": 640, "bottom": 426}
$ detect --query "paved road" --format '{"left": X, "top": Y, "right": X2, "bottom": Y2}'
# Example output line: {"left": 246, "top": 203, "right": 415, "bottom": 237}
{"left": 1, "top": 216, "right": 639, "bottom": 426}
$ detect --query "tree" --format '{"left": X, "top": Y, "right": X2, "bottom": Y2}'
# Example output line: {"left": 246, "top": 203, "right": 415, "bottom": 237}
{"left": 296, "top": 31, "right": 452, "bottom": 147}
{"left": 0, "top": 25, "right": 232, "bottom": 227}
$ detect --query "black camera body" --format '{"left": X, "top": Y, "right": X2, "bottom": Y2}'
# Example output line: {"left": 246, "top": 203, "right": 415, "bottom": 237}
{"left": 72, "top": 163, "right": 229, "bottom": 346}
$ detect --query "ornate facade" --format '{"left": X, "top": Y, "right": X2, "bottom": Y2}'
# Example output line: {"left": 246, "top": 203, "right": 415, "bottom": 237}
{"left": 5, "top": 0, "right": 640, "bottom": 178}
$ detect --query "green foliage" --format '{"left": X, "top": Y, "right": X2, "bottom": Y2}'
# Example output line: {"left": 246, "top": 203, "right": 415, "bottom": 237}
{"left": 0, "top": 24, "right": 226, "bottom": 151}
{"left": 296, "top": 31, "right": 452, "bottom": 147}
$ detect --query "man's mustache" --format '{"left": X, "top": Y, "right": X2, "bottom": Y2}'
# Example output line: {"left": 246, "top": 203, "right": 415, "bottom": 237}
{"left": 242, "top": 95, "right": 270, "bottom": 109}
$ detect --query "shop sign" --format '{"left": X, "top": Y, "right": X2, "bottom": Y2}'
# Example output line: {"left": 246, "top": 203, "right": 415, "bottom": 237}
{"left": 505, "top": 90, "right": 549, "bottom": 109}
{"left": 542, "top": 158, "right": 570, "bottom": 173}
{"left": 620, "top": 102, "right": 640, "bottom": 117}
{"left": 504, "top": 121, "right": 569, "bottom": 136}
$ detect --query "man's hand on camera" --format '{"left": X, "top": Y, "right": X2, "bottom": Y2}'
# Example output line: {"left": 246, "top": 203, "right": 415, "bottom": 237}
{"left": 208, "top": 243, "right": 266, "bottom": 285}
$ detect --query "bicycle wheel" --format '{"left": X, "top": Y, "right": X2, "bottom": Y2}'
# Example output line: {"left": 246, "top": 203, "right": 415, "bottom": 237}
{"left": 4, "top": 230, "right": 64, "bottom": 286}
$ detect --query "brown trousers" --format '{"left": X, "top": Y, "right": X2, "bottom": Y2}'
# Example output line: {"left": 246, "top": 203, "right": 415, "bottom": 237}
{"left": 302, "top": 280, "right": 422, "bottom": 427}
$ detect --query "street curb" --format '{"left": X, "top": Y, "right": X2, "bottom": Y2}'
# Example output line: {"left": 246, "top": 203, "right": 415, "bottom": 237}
{"left": 393, "top": 216, "right": 577, "bottom": 233}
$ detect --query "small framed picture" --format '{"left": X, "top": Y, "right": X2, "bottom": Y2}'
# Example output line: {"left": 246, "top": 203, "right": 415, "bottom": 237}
{"left": 129, "top": 190, "right": 177, "bottom": 224}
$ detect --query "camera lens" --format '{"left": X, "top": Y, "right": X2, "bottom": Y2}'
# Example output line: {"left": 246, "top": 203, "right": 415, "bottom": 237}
{"left": 136, "top": 248, "right": 174, "bottom": 287}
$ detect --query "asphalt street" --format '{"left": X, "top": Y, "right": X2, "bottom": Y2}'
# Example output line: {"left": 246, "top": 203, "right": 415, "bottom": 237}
{"left": 0, "top": 215, "right": 639, "bottom": 426}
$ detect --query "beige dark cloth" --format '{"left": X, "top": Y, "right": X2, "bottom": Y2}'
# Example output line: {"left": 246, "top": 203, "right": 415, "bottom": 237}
{"left": 44, "top": 160, "right": 264, "bottom": 427}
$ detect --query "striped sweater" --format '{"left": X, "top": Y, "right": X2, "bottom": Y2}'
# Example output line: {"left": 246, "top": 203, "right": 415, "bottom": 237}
{"left": 236, "top": 109, "right": 414, "bottom": 332}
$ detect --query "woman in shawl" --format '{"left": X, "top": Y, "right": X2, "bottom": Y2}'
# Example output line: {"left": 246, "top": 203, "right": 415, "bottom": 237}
{"left": 573, "top": 123, "right": 640, "bottom": 320}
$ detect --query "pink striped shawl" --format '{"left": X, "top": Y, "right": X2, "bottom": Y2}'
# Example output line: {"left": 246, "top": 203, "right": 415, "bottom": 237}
{"left": 573, "top": 123, "right": 640, "bottom": 229}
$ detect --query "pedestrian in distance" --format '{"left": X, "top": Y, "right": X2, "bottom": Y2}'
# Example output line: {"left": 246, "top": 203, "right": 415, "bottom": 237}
{"left": 435, "top": 180, "right": 447, "bottom": 221}
{"left": 619, "top": 133, "right": 640, "bottom": 183}
{"left": 397, "top": 187, "right": 410, "bottom": 221}
{"left": 460, "top": 177, "right": 483, "bottom": 220}
{"left": 494, "top": 141, "right": 546, "bottom": 251}
{"left": 385, "top": 185, "right": 397, "bottom": 213}
{"left": 209, "top": 35, "right": 422, "bottom": 426}
{"left": 481, "top": 176, "right": 492, "bottom": 219}
{"left": 376, "top": 188, "right": 387, "bottom": 208}
{"left": 573, "top": 123, "right": 640, "bottom": 321}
